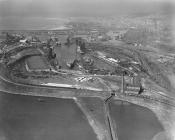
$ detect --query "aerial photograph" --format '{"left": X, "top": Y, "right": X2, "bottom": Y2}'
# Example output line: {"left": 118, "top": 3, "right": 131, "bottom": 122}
{"left": 0, "top": 0, "right": 175, "bottom": 140}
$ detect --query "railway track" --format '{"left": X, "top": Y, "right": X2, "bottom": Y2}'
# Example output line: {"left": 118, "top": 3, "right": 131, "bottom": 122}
{"left": 122, "top": 91, "right": 175, "bottom": 107}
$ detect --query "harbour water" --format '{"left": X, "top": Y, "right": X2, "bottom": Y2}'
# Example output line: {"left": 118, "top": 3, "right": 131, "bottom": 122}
{"left": 0, "top": 92, "right": 97, "bottom": 140}
{"left": 0, "top": 91, "right": 165, "bottom": 140}
{"left": 109, "top": 100, "right": 164, "bottom": 140}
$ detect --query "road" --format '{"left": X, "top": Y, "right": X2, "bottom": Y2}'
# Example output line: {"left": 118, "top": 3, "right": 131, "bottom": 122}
{"left": 0, "top": 69, "right": 109, "bottom": 99}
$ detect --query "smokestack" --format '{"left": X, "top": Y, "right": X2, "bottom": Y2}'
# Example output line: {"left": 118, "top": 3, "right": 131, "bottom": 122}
{"left": 121, "top": 72, "right": 125, "bottom": 94}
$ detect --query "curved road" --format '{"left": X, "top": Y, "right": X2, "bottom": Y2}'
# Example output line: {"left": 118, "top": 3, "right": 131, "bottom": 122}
{"left": 0, "top": 63, "right": 111, "bottom": 99}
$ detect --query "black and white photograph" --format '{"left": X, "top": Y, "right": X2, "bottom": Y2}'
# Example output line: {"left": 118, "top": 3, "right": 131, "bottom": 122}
{"left": 0, "top": 0, "right": 175, "bottom": 140}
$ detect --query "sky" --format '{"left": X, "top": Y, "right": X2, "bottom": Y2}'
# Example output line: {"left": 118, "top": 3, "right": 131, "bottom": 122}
{"left": 0, "top": 0, "right": 174, "bottom": 18}
{"left": 0, "top": 0, "right": 174, "bottom": 29}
